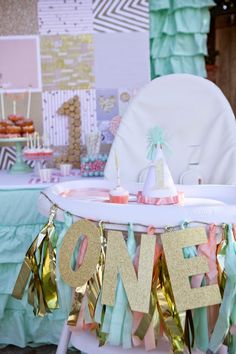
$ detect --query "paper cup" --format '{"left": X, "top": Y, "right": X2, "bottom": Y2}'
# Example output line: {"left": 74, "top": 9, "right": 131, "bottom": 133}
{"left": 39, "top": 168, "right": 52, "bottom": 183}
{"left": 60, "top": 163, "right": 72, "bottom": 176}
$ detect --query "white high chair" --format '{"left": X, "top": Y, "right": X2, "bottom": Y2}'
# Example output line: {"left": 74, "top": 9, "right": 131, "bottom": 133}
{"left": 105, "top": 74, "right": 236, "bottom": 184}
{"left": 56, "top": 74, "right": 236, "bottom": 354}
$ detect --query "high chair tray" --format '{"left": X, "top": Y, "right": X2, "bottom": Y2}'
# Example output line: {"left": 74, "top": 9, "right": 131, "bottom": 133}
{"left": 38, "top": 179, "right": 236, "bottom": 228}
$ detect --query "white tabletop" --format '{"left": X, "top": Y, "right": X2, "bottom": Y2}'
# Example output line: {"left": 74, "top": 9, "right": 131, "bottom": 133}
{"left": 0, "top": 170, "right": 81, "bottom": 190}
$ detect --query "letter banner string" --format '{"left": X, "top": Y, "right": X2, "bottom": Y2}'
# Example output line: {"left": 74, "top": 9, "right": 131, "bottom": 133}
{"left": 12, "top": 204, "right": 59, "bottom": 316}
{"left": 12, "top": 191, "right": 236, "bottom": 353}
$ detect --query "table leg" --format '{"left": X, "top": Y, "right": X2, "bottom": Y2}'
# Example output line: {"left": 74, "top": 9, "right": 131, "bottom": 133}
{"left": 10, "top": 141, "right": 32, "bottom": 174}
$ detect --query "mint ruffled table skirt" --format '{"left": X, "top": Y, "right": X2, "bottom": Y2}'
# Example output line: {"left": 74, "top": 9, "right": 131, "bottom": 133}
{"left": 0, "top": 188, "right": 71, "bottom": 347}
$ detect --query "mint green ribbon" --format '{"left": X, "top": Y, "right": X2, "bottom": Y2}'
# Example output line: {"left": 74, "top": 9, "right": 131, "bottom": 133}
{"left": 102, "top": 224, "right": 136, "bottom": 348}
{"left": 147, "top": 126, "right": 170, "bottom": 161}
{"left": 208, "top": 224, "right": 236, "bottom": 353}
{"left": 56, "top": 212, "right": 73, "bottom": 315}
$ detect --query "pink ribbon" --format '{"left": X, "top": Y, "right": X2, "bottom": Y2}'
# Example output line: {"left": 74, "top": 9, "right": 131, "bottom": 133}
{"left": 137, "top": 191, "right": 184, "bottom": 205}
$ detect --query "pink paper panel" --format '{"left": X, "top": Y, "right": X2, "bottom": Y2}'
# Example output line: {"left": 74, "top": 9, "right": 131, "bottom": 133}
{"left": 0, "top": 37, "right": 40, "bottom": 90}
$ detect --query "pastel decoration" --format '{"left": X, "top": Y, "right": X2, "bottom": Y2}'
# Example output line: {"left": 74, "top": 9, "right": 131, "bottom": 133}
{"left": 26, "top": 87, "right": 32, "bottom": 119}
{"left": 59, "top": 220, "right": 101, "bottom": 288}
{"left": 81, "top": 154, "right": 108, "bottom": 178}
{"left": 105, "top": 224, "right": 136, "bottom": 348}
{"left": 101, "top": 231, "right": 156, "bottom": 313}
{"left": 0, "top": 91, "right": 5, "bottom": 119}
{"left": 141, "top": 126, "right": 179, "bottom": 205}
{"left": 132, "top": 236, "right": 162, "bottom": 351}
{"left": 56, "top": 212, "right": 74, "bottom": 315}
{"left": 208, "top": 225, "right": 236, "bottom": 353}
{"left": 161, "top": 227, "right": 221, "bottom": 312}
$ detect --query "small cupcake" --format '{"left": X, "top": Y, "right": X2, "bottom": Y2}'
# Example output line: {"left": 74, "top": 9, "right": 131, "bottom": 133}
{"left": 109, "top": 186, "right": 129, "bottom": 204}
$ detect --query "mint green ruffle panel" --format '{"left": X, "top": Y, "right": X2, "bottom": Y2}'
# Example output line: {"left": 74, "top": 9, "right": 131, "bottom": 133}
{"left": 151, "top": 55, "right": 207, "bottom": 77}
{"left": 0, "top": 188, "right": 71, "bottom": 347}
{"left": 172, "top": 0, "right": 215, "bottom": 10}
{"left": 149, "top": 0, "right": 215, "bottom": 11}
{"left": 150, "top": 8, "right": 211, "bottom": 37}
{"left": 151, "top": 34, "right": 207, "bottom": 58}
{"left": 149, "top": 0, "right": 213, "bottom": 78}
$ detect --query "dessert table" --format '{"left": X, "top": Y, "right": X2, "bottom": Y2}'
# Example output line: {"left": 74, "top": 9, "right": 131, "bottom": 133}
{"left": 0, "top": 170, "right": 81, "bottom": 348}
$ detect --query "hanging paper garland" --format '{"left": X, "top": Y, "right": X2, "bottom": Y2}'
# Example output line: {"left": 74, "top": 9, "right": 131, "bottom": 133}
{"left": 12, "top": 204, "right": 59, "bottom": 316}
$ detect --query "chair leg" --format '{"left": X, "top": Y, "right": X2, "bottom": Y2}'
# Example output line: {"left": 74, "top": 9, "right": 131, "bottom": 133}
{"left": 56, "top": 321, "right": 72, "bottom": 354}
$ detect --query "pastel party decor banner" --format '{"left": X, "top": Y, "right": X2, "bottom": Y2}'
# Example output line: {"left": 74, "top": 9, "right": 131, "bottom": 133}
{"left": 161, "top": 227, "right": 221, "bottom": 312}
{"left": 101, "top": 231, "right": 155, "bottom": 313}
{"left": 149, "top": 0, "right": 214, "bottom": 78}
{"left": 13, "top": 201, "right": 234, "bottom": 353}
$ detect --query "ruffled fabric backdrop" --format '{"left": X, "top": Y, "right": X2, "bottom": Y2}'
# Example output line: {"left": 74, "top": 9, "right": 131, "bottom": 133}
{"left": 150, "top": 0, "right": 215, "bottom": 78}
{"left": 0, "top": 189, "right": 68, "bottom": 347}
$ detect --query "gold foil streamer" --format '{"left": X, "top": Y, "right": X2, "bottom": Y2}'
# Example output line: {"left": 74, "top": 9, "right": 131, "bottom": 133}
{"left": 87, "top": 224, "right": 107, "bottom": 320}
{"left": 12, "top": 205, "right": 58, "bottom": 316}
{"left": 156, "top": 256, "right": 185, "bottom": 353}
{"left": 101, "top": 232, "right": 156, "bottom": 313}
{"left": 217, "top": 224, "right": 228, "bottom": 295}
{"left": 134, "top": 256, "right": 160, "bottom": 341}
{"left": 161, "top": 227, "right": 221, "bottom": 312}
{"left": 65, "top": 221, "right": 106, "bottom": 327}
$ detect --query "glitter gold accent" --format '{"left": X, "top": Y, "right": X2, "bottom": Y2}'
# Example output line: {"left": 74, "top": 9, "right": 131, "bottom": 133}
{"left": 161, "top": 227, "right": 221, "bottom": 312}
{"left": 0, "top": 0, "right": 38, "bottom": 35}
{"left": 59, "top": 219, "right": 100, "bottom": 287}
{"left": 101, "top": 231, "right": 156, "bottom": 313}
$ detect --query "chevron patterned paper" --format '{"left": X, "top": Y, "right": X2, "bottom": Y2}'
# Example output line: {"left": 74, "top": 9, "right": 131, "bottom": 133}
{"left": 0, "top": 146, "right": 37, "bottom": 170}
{"left": 93, "top": 0, "right": 149, "bottom": 33}
{"left": 0, "top": 147, "right": 16, "bottom": 170}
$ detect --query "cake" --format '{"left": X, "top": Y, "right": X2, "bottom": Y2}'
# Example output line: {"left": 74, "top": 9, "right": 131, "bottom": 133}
{"left": 23, "top": 132, "right": 53, "bottom": 159}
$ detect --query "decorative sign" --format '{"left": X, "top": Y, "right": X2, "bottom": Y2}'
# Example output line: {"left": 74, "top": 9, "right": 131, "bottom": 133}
{"left": 59, "top": 219, "right": 100, "bottom": 287}
{"left": 56, "top": 95, "right": 81, "bottom": 168}
{"left": 60, "top": 223, "right": 221, "bottom": 314}
{"left": 101, "top": 231, "right": 156, "bottom": 313}
{"left": 161, "top": 227, "right": 221, "bottom": 312}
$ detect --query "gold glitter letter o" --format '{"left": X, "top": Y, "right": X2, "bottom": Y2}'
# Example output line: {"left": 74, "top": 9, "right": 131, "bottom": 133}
{"left": 59, "top": 220, "right": 100, "bottom": 288}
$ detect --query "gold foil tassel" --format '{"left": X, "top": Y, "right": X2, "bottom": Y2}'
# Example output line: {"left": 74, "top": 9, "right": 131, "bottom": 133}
{"left": 12, "top": 205, "right": 58, "bottom": 316}
{"left": 134, "top": 257, "right": 160, "bottom": 341}
{"left": 68, "top": 222, "right": 107, "bottom": 327}
{"left": 156, "top": 255, "right": 186, "bottom": 353}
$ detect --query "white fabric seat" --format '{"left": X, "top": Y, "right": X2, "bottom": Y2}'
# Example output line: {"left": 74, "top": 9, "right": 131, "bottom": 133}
{"left": 104, "top": 74, "right": 236, "bottom": 184}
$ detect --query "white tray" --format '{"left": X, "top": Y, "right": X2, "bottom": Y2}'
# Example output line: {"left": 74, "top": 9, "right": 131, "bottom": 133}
{"left": 38, "top": 179, "right": 236, "bottom": 228}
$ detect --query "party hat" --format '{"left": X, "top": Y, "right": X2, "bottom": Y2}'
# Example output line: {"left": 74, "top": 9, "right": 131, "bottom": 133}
{"left": 140, "top": 126, "right": 179, "bottom": 205}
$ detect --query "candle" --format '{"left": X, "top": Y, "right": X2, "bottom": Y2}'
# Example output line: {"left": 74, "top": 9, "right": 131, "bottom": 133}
{"left": 29, "top": 134, "right": 32, "bottom": 149}
{"left": 115, "top": 152, "right": 121, "bottom": 187}
{"left": 26, "top": 87, "right": 31, "bottom": 119}
{"left": 13, "top": 100, "right": 16, "bottom": 115}
{"left": 0, "top": 90, "right": 5, "bottom": 120}
{"left": 26, "top": 133, "right": 29, "bottom": 148}
{"left": 37, "top": 133, "right": 40, "bottom": 149}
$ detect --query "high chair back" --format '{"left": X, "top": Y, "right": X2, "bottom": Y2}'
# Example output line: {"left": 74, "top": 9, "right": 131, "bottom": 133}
{"left": 104, "top": 74, "right": 236, "bottom": 184}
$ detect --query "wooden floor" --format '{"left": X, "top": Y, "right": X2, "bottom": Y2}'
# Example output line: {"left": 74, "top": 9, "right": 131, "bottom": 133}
{"left": 0, "top": 345, "right": 80, "bottom": 353}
